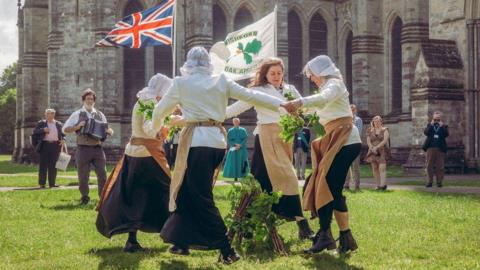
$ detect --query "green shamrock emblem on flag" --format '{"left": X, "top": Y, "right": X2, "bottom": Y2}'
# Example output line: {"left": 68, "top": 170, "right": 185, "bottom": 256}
{"left": 232, "top": 39, "right": 262, "bottom": 64}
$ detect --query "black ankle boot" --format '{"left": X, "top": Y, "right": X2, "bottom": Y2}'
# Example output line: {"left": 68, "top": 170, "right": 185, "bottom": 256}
{"left": 338, "top": 230, "right": 358, "bottom": 253}
{"left": 297, "top": 219, "right": 315, "bottom": 240}
{"left": 219, "top": 248, "right": 241, "bottom": 265}
{"left": 123, "top": 241, "right": 144, "bottom": 253}
{"left": 304, "top": 228, "right": 336, "bottom": 254}
{"left": 169, "top": 245, "right": 190, "bottom": 255}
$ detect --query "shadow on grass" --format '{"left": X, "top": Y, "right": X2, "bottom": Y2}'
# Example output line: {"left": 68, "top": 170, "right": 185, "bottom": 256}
{"left": 302, "top": 252, "right": 364, "bottom": 270}
{"left": 88, "top": 246, "right": 167, "bottom": 270}
{"left": 44, "top": 199, "right": 99, "bottom": 211}
{"left": 158, "top": 259, "right": 216, "bottom": 270}
{"left": 12, "top": 187, "right": 46, "bottom": 191}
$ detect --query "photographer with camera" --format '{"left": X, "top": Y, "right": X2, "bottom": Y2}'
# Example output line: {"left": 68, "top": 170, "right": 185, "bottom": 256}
{"left": 422, "top": 111, "right": 449, "bottom": 188}
{"left": 63, "top": 88, "right": 113, "bottom": 204}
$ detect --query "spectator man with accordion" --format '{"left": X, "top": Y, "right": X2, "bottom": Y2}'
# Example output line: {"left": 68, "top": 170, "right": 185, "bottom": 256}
{"left": 63, "top": 89, "right": 114, "bottom": 205}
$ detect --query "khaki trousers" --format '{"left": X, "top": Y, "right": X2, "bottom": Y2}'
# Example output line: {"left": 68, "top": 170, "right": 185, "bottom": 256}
{"left": 344, "top": 156, "right": 360, "bottom": 188}
{"left": 426, "top": 147, "right": 445, "bottom": 184}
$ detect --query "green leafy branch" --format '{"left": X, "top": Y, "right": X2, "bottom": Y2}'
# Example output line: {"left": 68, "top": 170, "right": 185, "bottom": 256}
{"left": 137, "top": 100, "right": 155, "bottom": 121}
{"left": 279, "top": 93, "right": 325, "bottom": 143}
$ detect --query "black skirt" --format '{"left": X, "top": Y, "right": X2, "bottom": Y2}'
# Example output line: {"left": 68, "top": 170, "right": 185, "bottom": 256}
{"left": 96, "top": 155, "right": 170, "bottom": 238}
{"left": 251, "top": 135, "right": 304, "bottom": 220}
{"left": 160, "top": 147, "right": 229, "bottom": 250}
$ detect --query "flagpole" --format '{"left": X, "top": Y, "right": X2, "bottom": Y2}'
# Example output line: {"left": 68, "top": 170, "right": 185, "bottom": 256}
{"left": 172, "top": 0, "right": 177, "bottom": 77}
{"left": 274, "top": 4, "right": 278, "bottom": 57}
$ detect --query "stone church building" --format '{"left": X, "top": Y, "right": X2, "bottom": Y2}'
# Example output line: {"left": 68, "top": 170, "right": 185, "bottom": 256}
{"left": 14, "top": 0, "right": 480, "bottom": 172}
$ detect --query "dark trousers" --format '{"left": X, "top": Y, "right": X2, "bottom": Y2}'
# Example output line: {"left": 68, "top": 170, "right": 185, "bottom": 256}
{"left": 75, "top": 145, "right": 107, "bottom": 198}
{"left": 38, "top": 141, "right": 61, "bottom": 186}
{"left": 318, "top": 143, "right": 362, "bottom": 231}
{"left": 169, "top": 144, "right": 178, "bottom": 168}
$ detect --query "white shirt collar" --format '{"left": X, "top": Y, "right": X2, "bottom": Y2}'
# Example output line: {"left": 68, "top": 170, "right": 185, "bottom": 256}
{"left": 81, "top": 106, "right": 97, "bottom": 114}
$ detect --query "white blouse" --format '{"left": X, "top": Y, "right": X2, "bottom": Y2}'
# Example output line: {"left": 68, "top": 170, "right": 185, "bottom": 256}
{"left": 152, "top": 73, "right": 283, "bottom": 149}
{"left": 124, "top": 101, "right": 158, "bottom": 157}
{"left": 226, "top": 83, "right": 301, "bottom": 135}
{"left": 301, "top": 78, "right": 361, "bottom": 146}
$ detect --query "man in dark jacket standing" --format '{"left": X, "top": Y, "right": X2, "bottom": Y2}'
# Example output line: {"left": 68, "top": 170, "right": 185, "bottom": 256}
{"left": 422, "top": 111, "right": 448, "bottom": 187}
{"left": 294, "top": 126, "right": 310, "bottom": 180}
{"left": 32, "top": 108, "right": 65, "bottom": 188}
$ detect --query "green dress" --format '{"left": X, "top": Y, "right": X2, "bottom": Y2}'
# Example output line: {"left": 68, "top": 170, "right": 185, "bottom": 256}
{"left": 223, "top": 127, "right": 249, "bottom": 178}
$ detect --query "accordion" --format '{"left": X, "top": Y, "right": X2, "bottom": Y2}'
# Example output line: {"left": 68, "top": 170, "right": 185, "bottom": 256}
{"left": 80, "top": 118, "right": 108, "bottom": 141}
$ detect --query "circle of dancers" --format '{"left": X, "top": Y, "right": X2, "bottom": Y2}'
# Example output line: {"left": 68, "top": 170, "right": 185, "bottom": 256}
{"left": 95, "top": 46, "right": 361, "bottom": 265}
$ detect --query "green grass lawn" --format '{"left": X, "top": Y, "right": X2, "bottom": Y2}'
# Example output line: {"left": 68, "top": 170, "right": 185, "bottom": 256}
{"left": 0, "top": 187, "right": 479, "bottom": 269}
{"left": 395, "top": 179, "right": 480, "bottom": 187}
{"left": 2, "top": 154, "right": 478, "bottom": 189}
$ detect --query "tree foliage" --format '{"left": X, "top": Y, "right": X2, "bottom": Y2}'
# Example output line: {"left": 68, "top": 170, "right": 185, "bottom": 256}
{"left": 0, "top": 88, "right": 16, "bottom": 153}
{"left": 0, "top": 62, "right": 17, "bottom": 153}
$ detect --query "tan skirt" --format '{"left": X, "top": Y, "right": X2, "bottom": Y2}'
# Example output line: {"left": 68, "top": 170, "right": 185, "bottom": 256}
{"left": 258, "top": 123, "right": 299, "bottom": 196}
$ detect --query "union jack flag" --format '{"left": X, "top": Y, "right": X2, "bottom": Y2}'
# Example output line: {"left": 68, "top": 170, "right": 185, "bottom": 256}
{"left": 96, "top": 0, "right": 175, "bottom": 48}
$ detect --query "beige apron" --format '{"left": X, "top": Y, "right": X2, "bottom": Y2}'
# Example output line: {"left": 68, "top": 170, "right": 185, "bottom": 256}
{"left": 303, "top": 117, "right": 353, "bottom": 213}
{"left": 169, "top": 120, "right": 227, "bottom": 211}
{"left": 258, "top": 123, "right": 299, "bottom": 195}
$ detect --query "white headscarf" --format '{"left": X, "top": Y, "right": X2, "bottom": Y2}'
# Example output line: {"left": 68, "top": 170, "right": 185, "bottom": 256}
{"left": 304, "top": 55, "right": 342, "bottom": 79}
{"left": 180, "top": 46, "right": 214, "bottom": 76}
{"left": 136, "top": 73, "right": 172, "bottom": 101}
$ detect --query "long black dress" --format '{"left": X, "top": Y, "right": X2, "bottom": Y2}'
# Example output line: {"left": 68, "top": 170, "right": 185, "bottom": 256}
{"left": 160, "top": 147, "right": 230, "bottom": 250}
{"left": 96, "top": 155, "right": 170, "bottom": 237}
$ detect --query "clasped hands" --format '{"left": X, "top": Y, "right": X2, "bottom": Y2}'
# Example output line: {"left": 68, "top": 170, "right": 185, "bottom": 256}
{"left": 280, "top": 99, "right": 303, "bottom": 114}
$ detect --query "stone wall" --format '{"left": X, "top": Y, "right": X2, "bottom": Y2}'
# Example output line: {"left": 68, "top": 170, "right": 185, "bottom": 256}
{"left": 14, "top": 0, "right": 480, "bottom": 171}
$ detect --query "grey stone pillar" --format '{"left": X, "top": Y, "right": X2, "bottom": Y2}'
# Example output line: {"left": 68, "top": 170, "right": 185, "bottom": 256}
{"left": 401, "top": 0, "right": 430, "bottom": 113}
{"left": 465, "top": 19, "right": 480, "bottom": 172}
{"left": 184, "top": 0, "right": 213, "bottom": 51}
{"left": 20, "top": 0, "right": 49, "bottom": 163}
{"left": 351, "top": 0, "right": 384, "bottom": 116}
{"left": 13, "top": 4, "right": 24, "bottom": 162}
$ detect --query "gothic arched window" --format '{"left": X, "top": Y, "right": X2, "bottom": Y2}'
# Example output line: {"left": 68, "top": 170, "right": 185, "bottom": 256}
{"left": 391, "top": 17, "right": 403, "bottom": 113}
{"left": 288, "top": 10, "right": 303, "bottom": 92}
{"left": 234, "top": 7, "right": 253, "bottom": 30}
{"left": 213, "top": 4, "right": 227, "bottom": 42}
{"left": 309, "top": 12, "right": 328, "bottom": 58}
{"left": 345, "top": 31, "right": 353, "bottom": 101}
{"left": 123, "top": 0, "right": 146, "bottom": 111}
{"left": 309, "top": 12, "right": 328, "bottom": 89}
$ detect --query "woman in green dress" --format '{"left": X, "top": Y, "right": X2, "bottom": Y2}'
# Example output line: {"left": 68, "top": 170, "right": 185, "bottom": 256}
{"left": 223, "top": 118, "right": 249, "bottom": 180}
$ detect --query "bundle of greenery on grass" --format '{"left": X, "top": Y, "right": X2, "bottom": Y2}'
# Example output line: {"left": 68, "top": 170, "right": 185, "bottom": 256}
{"left": 225, "top": 176, "right": 288, "bottom": 256}
{"left": 279, "top": 92, "right": 325, "bottom": 143}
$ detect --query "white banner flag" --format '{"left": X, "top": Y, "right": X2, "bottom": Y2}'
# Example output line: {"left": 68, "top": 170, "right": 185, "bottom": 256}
{"left": 210, "top": 10, "right": 276, "bottom": 80}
